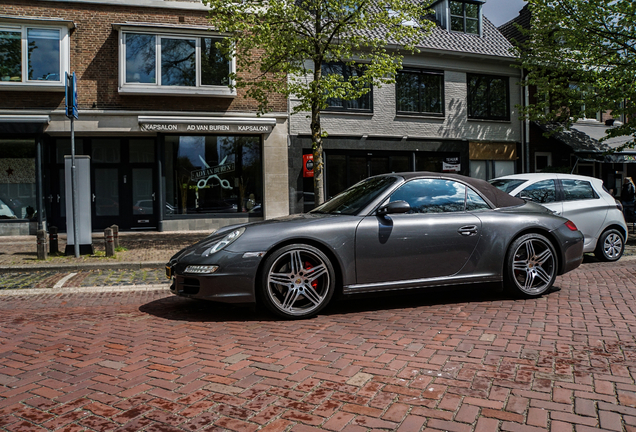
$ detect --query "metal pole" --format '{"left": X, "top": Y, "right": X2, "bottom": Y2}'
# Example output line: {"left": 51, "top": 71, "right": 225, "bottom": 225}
{"left": 35, "top": 136, "right": 44, "bottom": 231}
{"left": 70, "top": 116, "right": 79, "bottom": 258}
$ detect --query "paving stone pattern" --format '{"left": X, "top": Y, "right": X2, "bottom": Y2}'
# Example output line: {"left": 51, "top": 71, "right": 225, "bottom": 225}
{"left": 0, "top": 269, "right": 169, "bottom": 290}
{"left": 1, "top": 260, "right": 636, "bottom": 431}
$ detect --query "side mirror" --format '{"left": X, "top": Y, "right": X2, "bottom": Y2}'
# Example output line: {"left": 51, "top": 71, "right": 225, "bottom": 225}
{"left": 377, "top": 200, "right": 411, "bottom": 216}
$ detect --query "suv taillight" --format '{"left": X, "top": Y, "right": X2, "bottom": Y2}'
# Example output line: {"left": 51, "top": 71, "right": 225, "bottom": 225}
{"left": 565, "top": 220, "right": 578, "bottom": 231}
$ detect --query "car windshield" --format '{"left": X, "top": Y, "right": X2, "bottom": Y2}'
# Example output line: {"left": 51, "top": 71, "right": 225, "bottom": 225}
{"left": 489, "top": 179, "right": 526, "bottom": 193}
{"left": 310, "top": 176, "right": 398, "bottom": 215}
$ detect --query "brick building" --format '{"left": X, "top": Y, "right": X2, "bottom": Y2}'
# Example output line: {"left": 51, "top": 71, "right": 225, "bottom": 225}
{"left": 288, "top": 0, "right": 524, "bottom": 213}
{"left": 0, "top": 0, "right": 289, "bottom": 235}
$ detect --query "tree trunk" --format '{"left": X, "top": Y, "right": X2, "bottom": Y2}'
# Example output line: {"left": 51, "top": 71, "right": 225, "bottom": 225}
{"left": 311, "top": 104, "right": 325, "bottom": 206}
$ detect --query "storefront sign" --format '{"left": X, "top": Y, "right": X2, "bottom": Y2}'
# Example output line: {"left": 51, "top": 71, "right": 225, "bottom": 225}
{"left": 442, "top": 156, "right": 461, "bottom": 172}
{"left": 191, "top": 163, "right": 236, "bottom": 182}
{"left": 303, "top": 154, "right": 314, "bottom": 177}
{"left": 140, "top": 123, "right": 272, "bottom": 134}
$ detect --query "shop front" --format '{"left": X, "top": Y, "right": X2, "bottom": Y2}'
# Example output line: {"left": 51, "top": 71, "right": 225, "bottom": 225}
{"left": 289, "top": 135, "right": 468, "bottom": 213}
{"left": 0, "top": 114, "right": 287, "bottom": 236}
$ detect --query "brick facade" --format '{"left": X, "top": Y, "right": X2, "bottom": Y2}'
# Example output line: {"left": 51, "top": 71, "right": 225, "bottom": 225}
{"left": 0, "top": 0, "right": 286, "bottom": 113}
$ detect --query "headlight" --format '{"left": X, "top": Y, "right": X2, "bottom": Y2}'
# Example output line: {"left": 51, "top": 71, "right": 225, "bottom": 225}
{"left": 185, "top": 265, "right": 219, "bottom": 274}
{"left": 203, "top": 227, "right": 246, "bottom": 256}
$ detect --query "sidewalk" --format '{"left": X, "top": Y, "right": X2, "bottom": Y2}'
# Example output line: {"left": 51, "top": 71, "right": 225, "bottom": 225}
{"left": 0, "top": 230, "right": 211, "bottom": 273}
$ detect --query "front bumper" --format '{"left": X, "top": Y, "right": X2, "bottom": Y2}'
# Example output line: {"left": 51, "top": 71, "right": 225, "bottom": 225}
{"left": 166, "top": 249, "right": 262, "bottom": 304}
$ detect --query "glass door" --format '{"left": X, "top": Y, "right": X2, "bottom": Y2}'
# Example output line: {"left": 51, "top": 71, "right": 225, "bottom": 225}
{"left": 92, "top": 139, "right": 121, "bottom": 230}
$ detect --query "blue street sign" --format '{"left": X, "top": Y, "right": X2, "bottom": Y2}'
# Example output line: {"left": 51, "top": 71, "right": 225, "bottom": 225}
{"left": 65, "top": 72, "right": 78, "bottom": 119}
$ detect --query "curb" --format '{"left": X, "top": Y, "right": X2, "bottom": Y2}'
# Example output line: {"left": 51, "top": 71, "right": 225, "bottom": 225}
{"left": 0, "top": 284, "right": 171, "bottom": 296}
{"left": 0, "top": 261, "right": 167, "bottom": 274}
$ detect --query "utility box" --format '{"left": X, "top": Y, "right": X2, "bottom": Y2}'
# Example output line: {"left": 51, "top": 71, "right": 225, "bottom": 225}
{"left": 65, "top": 155, "right": 93, "bottom": 255}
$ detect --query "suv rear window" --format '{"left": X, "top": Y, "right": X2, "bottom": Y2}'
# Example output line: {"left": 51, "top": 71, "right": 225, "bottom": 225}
{"left": 562, "top": 179, "right": 598, "bottom": 201}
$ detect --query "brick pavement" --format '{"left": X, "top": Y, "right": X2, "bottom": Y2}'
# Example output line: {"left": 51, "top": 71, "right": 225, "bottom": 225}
{"left": 1, "top": 259, "right": 635, "bottom": 431}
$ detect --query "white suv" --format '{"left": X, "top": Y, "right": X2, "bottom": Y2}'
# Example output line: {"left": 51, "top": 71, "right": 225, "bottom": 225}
{"left": 490, "top": 173, "right": 628, "bottom": 262}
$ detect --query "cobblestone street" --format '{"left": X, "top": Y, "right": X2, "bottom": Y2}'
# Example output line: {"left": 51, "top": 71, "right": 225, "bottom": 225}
{"left": 1, "top": 259, "right": 636, "bottom": 431}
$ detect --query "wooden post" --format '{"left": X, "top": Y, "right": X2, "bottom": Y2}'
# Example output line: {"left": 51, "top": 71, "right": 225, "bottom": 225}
{"left": 37, "top": 229, "right": 47, "bottom": 260}
{"left": 49, "top": 226, "right": 58, "bottom": 255}
{"left": 104, "top": 227, "right": 115, "bottom": 257}
{"left": 111, "top": 224, "right": 119, "bottom": 249}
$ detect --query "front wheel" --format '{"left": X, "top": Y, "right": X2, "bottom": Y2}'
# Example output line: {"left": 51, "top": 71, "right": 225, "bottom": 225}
{"left": 260, "top": 244, "right": 335, "bottom": 319}
{"left": 594, "top": 229, "right": 624, "bottom": 262}
{"left": 504, "top": 233, "right": 557, "bottom": 298}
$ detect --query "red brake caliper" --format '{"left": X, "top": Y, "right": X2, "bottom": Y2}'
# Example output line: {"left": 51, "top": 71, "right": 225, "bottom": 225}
{"left": 305, "top": 262, "right": 318, "bottom": 289}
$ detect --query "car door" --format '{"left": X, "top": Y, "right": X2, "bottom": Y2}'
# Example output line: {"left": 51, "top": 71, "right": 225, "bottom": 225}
{"left": 354, "top": 178, "right": 482, "bottom": 285}
{"left": 515, "top": 179, "right": 562, "bottom": 215}
{"left": 559, "top": 178, "right": 607, "bottom": 248}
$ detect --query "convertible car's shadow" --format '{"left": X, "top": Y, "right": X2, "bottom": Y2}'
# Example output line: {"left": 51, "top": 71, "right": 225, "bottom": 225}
{"left": 139, "top": 282, "right": 562, "bottom": 323}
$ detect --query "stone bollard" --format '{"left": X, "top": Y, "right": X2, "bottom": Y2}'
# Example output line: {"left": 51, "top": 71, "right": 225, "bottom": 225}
{"left": 111, "top": 224, "right": 119, "bottom": 249}
{"left": 104, "top": 227, "right": 115, "bottom": 257}
{"left": 49, "top": 226, "right": 59, "bottom": 255}
{"left": 37, "top": 229, "right": 48, "bottom": 260}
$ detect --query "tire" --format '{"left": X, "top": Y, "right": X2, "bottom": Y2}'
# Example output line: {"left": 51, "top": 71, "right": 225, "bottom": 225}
{"left": 594, "top": 229, "right": 624, "bottom": 262}
{"left": 504, "top": 233, "right": 557, "bottom": 298}
{"left": 260, "top": 244, "right": 335, "bottom": 319}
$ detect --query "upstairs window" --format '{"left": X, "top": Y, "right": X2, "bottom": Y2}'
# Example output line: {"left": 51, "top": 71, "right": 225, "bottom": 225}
{"left": 396, "top": 69, "right": 444, "bottom": 116}
{"left": 450, "top": 1, "right": 480, "bottom": 35}
{"left": 118, "top": 28, "right": 234, "bottom": 96}
{"left": 322, "top": 62, "right": 372, "bottom": 113}
{"left": 0, "top": 23, "right": 69, "bottom": 89}
{"left": 467, "top": 74, "right": 510, "bottom": 120}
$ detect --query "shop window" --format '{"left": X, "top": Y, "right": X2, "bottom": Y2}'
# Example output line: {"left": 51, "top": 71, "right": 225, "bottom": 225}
{"left": 0, "top": 23, "right": 69, "bottom": 89}
{"left": 467, "top": 74, "right": 510, "bottom": 120}
{"left": 396, "top": 69, "right": 444, "bottom": 116}
{"left": 119, "top": 28, "right": 234, "bottom": 96}
{"left": 165, "top": 135, "right": 262, "bottom": 215}
{"left": 469, "top": 160, "right": 514, "bottom": 180}
{"left": 449, "top": 1, "right": 480, "bottom": 35}
{"left": 0, "top": 140, "right": 36, "bottom": 220}
{"left": 322, "top": 62, "right": 372, "bottom": 112}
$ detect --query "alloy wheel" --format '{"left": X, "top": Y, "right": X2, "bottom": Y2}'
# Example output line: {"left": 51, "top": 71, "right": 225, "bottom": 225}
{"left": 511, "top": 237, "right": 556, "bottom": 296}
{"left": 265, "top": 247, "right": 332, "bottom": 317}
{"left": 603, "top": 232, "right": 623, "bottom": 260}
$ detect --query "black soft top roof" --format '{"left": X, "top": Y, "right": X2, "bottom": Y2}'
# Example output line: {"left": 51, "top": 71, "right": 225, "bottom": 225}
{"left": 393, "top": 172, "right": 525, "bottom": 209}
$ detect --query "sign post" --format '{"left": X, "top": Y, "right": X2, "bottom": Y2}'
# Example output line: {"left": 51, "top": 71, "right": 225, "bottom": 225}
{"left": 65, "top": 72, "right": 79, "bottom": 258}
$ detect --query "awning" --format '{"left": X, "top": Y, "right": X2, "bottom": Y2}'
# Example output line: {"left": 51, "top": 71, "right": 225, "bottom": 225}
{"left": 0, "top": 115, "right": 50, "bottom": 134}
{"left": 536, "top": 121, "right": 636, "bottom": 163}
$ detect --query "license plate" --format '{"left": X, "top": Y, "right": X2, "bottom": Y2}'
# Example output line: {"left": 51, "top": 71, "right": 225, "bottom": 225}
{"left": 165, "top": 266, "right": 172, "bottom": 279}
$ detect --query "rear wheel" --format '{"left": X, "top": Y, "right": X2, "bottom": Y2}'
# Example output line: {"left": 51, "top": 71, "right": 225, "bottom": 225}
{"left": 594, "top": 228, "right": 624, "bottom": 262}
{"left": 261, "top": 244, "right": 335, "bottom": 319}
{"left": 504, "top": 233, "right": 557, "bottom": 298}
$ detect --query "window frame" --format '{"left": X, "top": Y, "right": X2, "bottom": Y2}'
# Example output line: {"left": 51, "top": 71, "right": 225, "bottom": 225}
{"left": 395, "top": 68, "right": 445, "bottom": 117}
{"left": 449, "top": 0, "right": 481, "bottom": 35}
{"left": 322, "top": 62, "right": 373, "bottom": 113}
{"left": 467, "top": 73, "right": 511, "bottom": 121}
{"left": 0, "top": 22, "right": 69, "bottom": 91}
{"left": 117, "top": 26, "right": 235, "bottom": 97}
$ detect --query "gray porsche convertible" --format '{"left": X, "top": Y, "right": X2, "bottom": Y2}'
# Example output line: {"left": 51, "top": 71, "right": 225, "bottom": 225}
{"left": 166, "top": 172, "right": 584, "bottom": 319}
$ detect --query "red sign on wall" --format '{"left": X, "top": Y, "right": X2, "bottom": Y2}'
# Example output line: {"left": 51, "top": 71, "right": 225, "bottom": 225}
{"left": 303, "top": 154, "right": 314, "bottom": 177}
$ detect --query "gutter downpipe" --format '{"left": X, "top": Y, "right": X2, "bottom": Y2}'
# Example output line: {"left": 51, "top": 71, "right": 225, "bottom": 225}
{"left": 523, "top": 68, "right": 530, "bottom": 173}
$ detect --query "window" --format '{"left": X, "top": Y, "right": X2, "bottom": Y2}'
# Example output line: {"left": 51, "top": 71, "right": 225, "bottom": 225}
{"left": 323, "top": 62, "right": 372, "bottom": 112}
{"left": 516, "top": 179, "right": 557, "bottom": 204}
{"left": 396, "top": 69, "right": 444, "bottom": 115}
{"left": 389, "top": 179, "right": 467, "bottom": 213}
{"left": 0, "top": 140, "right": 36, "bottom": 220}
{"left": 0, "top": 23, "right": 69, "bottom": 89}
{"left": 164, "top": 135, "right": 262, "bottom": 215}
{"left": 119, "top": 28, "right": 233, "bottom": 96}
{"left": 562, "top": 179, "right": 598, "bottom": 201}
{"left": 467, "top": 74, "right": 510, "bottom": 120}
{"left": 535, "top": 152, "right": 552, "bottom": 171}
{"left": 450, "top": 1, "right": 480, "bottom": 35}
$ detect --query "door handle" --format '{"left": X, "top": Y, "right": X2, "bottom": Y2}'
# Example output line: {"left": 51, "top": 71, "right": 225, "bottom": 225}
{"left": 92, "top": 193, "right": 96, "bottom": 202}
{"left": 57, "top": 194, "right": 60, "bottom": 203}
{"left": 152, "top": 192, "right": 156, "bottom": 201}
{"left": 458, "top": 225, "right": 478, "bottom": 236}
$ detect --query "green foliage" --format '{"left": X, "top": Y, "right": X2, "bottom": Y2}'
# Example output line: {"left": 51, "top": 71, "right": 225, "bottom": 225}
{"left": 519, "top": 0, "right": 636, "bottom": 150}
{"left": 204, "top": 0, "right": 434, "bottom": 114}
{"left": 204, "top": 0, "right": 434, "bottom": 204}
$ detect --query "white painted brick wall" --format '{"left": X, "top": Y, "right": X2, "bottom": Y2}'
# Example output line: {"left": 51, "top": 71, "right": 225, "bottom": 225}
{"left": 290, "top": 55, "right": 522, "bottom": 143}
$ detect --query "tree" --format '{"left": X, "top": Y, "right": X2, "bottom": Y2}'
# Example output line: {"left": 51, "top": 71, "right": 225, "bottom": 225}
{"left": 519, "top": 0, "right": 636, "bottom": 150}
{"left": 203, "top": 0, "right": 434, "bottom": 205}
